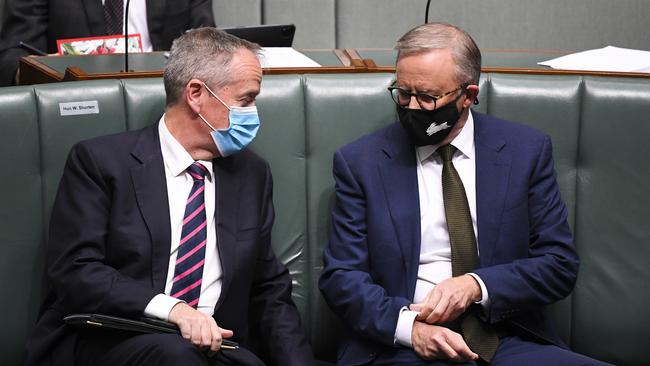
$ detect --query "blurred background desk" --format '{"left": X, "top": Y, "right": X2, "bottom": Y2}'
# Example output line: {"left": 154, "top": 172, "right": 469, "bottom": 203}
{"left": 357, "top": 48, "right": 650, "bottom": 78}
{"left": 18, "top": 48, "right": 650, "bottom": 85}
{"left": 17, "top": 49, "right": 367, "bottom": 85}
{"left": 19, "top": 53, "right": 167, "bottom": 85}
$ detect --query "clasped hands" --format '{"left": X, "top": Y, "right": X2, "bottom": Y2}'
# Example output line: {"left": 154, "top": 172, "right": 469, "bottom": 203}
{"left": 168, "top": 302, "right": 233, "bottom": 353}
{"left": 409, "top": 274, "right": 481, "bottom": 362}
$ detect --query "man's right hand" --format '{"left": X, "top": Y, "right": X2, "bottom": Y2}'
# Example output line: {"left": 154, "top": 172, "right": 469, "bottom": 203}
{"left": 168, "top": 302, "right": 233, "bottom": 352}
{"left": 411, "top": 321, "right": 478, "bottom": 362}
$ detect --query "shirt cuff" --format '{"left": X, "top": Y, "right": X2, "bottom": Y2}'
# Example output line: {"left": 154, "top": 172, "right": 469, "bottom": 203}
{"left": 394, "top": 307, "right": 419, "bottom": 348}
{"left": 143, "top": 294, "right": 183, "bottom": 321}
{"left": 467, "top": 273, "right": 490, "bottom": 309}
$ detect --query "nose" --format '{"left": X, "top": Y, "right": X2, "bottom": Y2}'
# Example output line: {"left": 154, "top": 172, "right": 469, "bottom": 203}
{"left": 407, "top": 95, "right": 420, "bottom": 109}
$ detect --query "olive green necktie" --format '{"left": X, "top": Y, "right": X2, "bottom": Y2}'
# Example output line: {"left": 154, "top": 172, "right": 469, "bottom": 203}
{"left": 438, "top": 144, "right": 499, "bottom": 362}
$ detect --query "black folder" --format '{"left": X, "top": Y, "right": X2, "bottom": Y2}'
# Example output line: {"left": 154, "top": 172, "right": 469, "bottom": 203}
{"left": 64, "top": 313, "right": 238, "bottom": 349}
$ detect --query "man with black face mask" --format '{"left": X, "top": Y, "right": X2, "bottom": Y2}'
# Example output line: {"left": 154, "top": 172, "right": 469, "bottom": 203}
{"left": 320, "top": 23, "right": 611, "bottom": 366}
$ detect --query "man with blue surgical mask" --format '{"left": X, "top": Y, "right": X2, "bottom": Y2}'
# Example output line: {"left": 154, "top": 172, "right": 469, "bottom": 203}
{"left": 25, "top": 28, "right": 315, "bottom": 366}
{"left": 198, "top": 81, "right": 260, "bottom": 157}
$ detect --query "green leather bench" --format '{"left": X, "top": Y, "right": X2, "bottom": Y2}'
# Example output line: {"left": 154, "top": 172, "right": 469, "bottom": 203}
{"left": 1, "top": 73, "right": 648, "bottom": 365}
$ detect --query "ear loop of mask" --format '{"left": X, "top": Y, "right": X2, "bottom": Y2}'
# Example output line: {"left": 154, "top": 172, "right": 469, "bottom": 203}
{"left": 197, "top": 82, "right": 230, "bottom": 131}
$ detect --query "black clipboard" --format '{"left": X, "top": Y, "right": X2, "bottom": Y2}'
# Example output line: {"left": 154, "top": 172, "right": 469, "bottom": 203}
{"left": 64, "top": 313, "right": 239, "bottom": 349}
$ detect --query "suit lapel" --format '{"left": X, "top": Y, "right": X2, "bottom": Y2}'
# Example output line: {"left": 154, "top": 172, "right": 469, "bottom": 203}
{"left": 212, "top": 156, "right": 240, "bottom": 309}
{"left": 130, "top": 126, "right": 171, "bottom": 292}
{"left": 378, "top": 126, "right": 421, "bottom": 300}
{"left": 81, "top": 0, "right": 106, "bottom": 35}
{"left": 146, "top": 0, "right": 166, "bottom": 48}
{"left": 474, "top": 113, "right": 511, "bottom": 267}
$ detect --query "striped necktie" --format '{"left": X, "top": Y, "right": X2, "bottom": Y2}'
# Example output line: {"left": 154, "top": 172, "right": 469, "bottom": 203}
{"left": 439, "top": 144, "right": 499, "bottom": 362}
{"left": 104, "top": 0, "right": 124, "bottom": 35}
{"left": 170, "top": 162, "right": 209, "bottom": 308}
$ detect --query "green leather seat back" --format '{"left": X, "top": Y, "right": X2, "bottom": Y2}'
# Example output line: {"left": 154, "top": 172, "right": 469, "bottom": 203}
{"left": 0, "top": 86, "right": 42, "bottom": 366}
{"left": 251, "top": 74, "right": 310, "bottom": 317}
{"left": 303, "top": 73, "right": 396, "bottom": 359}
{"left": 2, "top": 73, "right": 648, "bottom": 366}
{"left": 485, "top": 73, "right": 583, "bottom": 343}
{"left": 36, "top": 81, "right": 128, "bottom": 218}
{"left": 122, "top": 78, "right": 166, "bottom": 131}
{"left": 0, "top": 80, "right": 130, "bottom": 365}
{"left": 572, "top": 77, "right": 650, "bottom": 365}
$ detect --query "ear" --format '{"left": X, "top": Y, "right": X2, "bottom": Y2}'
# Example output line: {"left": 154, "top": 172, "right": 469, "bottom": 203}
{"left": 463, "top": 84, "right": 479, "bottom": 109}
{"left": 185, "top": 79, "right": 205, "bottom": 114}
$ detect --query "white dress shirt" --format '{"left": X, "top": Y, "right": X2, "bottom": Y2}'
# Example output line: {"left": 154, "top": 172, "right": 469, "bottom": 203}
{"left": 144, "top": 116, "right": 223, "bottom": 320}
{"left": 394, "top": 111, "right": 490, "bottom": 347}
{"left": 101, "top": 0, "right": 153, "bottom": 52}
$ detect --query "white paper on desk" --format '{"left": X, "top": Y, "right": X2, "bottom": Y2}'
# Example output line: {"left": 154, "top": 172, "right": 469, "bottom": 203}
{"left": 538, "top": 46, "right": 650, "bottom": 73}
{"left": 258, "top": 47, "right": 321, "bottom": 68}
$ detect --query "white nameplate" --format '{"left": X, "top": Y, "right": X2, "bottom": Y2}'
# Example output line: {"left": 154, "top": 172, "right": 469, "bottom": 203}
{"left": 59, "top": 100, "right": 100, "bottom": 116}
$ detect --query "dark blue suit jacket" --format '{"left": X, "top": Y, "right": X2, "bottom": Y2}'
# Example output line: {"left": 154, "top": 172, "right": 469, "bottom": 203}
{"left": 319, "top": 112, "right": 579, "bottom": 365}
{"left": 25, "top": 123, "right": 313, "bottom": 366}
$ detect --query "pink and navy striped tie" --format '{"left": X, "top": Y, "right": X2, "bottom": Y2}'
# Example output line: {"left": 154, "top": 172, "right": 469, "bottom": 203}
{"left": 170, "top": 162, "right": 209, "bottom": 308}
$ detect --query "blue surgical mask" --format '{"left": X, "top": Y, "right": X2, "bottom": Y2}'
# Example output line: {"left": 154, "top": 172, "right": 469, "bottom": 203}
{"left": 198, "top": 82, "right": 260, "bottom": 157}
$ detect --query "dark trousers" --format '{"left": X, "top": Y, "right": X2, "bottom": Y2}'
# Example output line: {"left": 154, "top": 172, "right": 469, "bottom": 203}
{"left": 75, "top": 330, "right": 265, "bottom": 366}
{"left": 370, "top": 335, "right": 614, "bottom": 366}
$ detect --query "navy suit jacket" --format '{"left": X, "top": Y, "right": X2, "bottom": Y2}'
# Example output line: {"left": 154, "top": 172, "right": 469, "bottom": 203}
{"left": 0, "top": 0, "right": 215, "bottom": 85}
{"left": 319, "top": 112, "right": 579, "bottom": 366}
{"left": 25, "top": 124, "right": 313, "bottom": 366}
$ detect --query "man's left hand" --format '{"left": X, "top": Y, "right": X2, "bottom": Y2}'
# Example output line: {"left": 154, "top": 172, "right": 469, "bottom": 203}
{"left": 409, "top": 274, "right": 481, "bottom": 324}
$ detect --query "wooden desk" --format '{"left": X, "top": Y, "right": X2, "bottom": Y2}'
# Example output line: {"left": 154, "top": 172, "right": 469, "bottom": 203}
{"left": 356, "top": 48, "right": 650, "bottom": 78}
{"left": 18, "top": 48, "right": 650, "bottom": 85}
{"left": 18, "top": 49, "right": 368, "bottom": 85}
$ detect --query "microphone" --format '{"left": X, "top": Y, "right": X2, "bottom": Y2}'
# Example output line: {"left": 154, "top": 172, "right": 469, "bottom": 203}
{"left": 425, "top": 0, "right": 432, "bottom": 23}
{"left": 123, "top": 0, "right": 131, "bottom": 72}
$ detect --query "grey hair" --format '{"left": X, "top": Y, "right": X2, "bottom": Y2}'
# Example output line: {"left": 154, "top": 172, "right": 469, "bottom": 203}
{"left": 163, "top": 27, "right": 261, "bottom": 106}
{"left": 395, "top": 22, "right": 481, "bottom": 85}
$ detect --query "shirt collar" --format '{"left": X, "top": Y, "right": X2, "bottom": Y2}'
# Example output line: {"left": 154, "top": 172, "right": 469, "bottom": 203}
{"left": 158, "top": 114, "right": 214, "bottom": 180}
{"left": 416, "top": 110, "right": 475, "bottom": 162}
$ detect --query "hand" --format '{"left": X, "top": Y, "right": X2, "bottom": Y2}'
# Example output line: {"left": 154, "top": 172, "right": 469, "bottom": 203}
{"left": 409, "top": 274, "right": 481, "bottom": 324}
{"left": 168, "top": 302, "right": 233, "bottom": 352}
{"left": 411, "top": 321, "right": 478, "bottom": 362}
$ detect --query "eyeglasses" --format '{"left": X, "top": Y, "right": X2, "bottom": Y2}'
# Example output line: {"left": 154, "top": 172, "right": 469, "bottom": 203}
{"left": 387, "top": 84, "right": 467, "bottom": 110}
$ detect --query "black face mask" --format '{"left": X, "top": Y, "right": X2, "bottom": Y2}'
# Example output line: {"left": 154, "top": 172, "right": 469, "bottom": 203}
{"left": 398, "top": 95, "right": 464, "bottom": 146}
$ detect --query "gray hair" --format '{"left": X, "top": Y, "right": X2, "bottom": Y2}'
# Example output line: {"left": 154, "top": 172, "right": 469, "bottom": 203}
{"left": 395, "top": 23, "right": 481, "bottom": 85}
{"left": 163, "top": 27, "right": 261, "bottom": 106}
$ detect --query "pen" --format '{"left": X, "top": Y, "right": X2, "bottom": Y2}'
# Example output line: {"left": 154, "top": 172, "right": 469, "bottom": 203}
{"left": 19, "top": 42, "right": 48, "bottom": 56}
{"left": 222, "top": 340, "right": 239, "bottom": 350}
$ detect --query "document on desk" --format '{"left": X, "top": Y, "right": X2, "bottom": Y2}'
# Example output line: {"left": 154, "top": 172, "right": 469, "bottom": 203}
{"left": 258, "top": 47, "right": 321, "bottom": 68}
{"left": 539, "top": 46, "right": 650, "bottom": 73}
